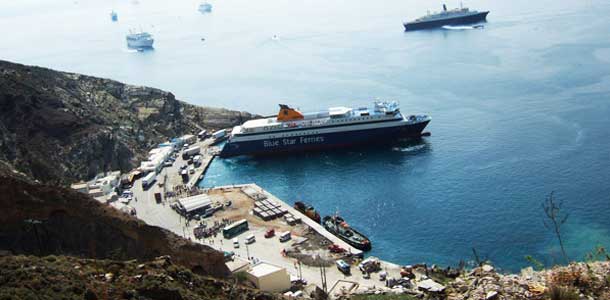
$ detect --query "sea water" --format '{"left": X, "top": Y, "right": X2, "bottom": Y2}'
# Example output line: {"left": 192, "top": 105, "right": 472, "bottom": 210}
{"left": 2, "top": 0, "right": 610, "bottom": 271}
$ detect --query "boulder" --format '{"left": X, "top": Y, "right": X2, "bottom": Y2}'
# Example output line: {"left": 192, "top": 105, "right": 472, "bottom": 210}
{"left": 417, "top": 279, "right": 446, "bottom": 293}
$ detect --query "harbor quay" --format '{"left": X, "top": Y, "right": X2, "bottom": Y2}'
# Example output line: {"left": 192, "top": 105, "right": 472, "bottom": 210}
{"left": 76, "top": 134, "right": 431, "bottom": 297}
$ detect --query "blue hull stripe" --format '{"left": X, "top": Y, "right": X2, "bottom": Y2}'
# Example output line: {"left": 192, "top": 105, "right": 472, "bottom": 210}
{"left": 220, "top": 121, "right": 430, "bottom": 157}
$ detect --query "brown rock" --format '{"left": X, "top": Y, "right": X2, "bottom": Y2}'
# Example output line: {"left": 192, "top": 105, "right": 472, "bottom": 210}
{"left": 0, "top": 171, "right": 230, "bottom": 278}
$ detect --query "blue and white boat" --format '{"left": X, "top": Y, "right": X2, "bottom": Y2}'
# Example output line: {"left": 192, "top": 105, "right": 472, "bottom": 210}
{"left": 110, "top": 10, "right": 118, "bottom": 22}
{"left": 198, "top": 2, "right": 212, "bottom": 13}
{"left": 219, "top": 101, "right": 431, "bottom": 157}
{"left": 126, "top": 30, "right": 154, "bottom": 49}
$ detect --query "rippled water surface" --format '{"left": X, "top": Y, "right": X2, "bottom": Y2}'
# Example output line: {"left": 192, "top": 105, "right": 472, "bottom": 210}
{"left": 3, "top": 0, "right": 610, "bottom": 271}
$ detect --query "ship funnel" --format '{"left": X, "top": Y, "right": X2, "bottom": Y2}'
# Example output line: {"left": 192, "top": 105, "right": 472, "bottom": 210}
{"left": 443, "top": 4, "right": 447, "bottom": 11}
{"left": 277, "top": 104, "right": 304, "bottom": 121}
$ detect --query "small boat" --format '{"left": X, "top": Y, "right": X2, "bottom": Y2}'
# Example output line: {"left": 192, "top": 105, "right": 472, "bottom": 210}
{"left": 323, "top": 215, "right": 371, "bottom": 251}
{"left": 294, "top": 201, "right": 321, "bottom": 223}
{"left": 110, "top": 10, "right": 118, "bottom": 22}
{"left": 126, "top": 30, "right": 154, "bottom": 49}
{"left": 198, "top": 2, "right": 212, "bottom": 13}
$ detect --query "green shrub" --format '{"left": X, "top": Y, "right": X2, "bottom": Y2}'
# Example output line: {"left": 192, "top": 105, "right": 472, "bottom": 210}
{"left": 233, "top": 271, "right": 248, "bottom": 283}
{"left": 547, "top": 285, "right": 579, "bottom": 300}
{"left": 525, "top": 255, "right": 544, "bottom": 271}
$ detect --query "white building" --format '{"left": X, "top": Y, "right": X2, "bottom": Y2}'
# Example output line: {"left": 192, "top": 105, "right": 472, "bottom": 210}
{"left": 245, "top": 262, "right": 291, "bottom": 293}
{"left": 88, "top": 171, "right": 121, "bottom": 195}
{"left": 140, "top": 146, "right": 173, "bottom": 173}
{"left": 177, "top": 194, "right": 212, "bottom": 214}
{"left": 70, "top": 182, "right": 89, "bottom": 193}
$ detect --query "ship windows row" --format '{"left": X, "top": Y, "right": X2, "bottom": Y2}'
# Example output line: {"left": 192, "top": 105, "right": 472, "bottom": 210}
{"left": 332, "top": 116, "right": 381, "bottom": 123}
{"left": 271, "top": 131, "right": 320, "bottom": 139}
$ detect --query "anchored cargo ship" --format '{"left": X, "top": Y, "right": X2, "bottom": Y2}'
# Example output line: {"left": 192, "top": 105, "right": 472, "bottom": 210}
{"left": 219, "top": 101, "right": 430, "bottom": 157}
{"left": 403, "top": 4, "right": 489, "bottom": 31}
{"left": 323, "top": 215, "right": 371, "bottom": 251}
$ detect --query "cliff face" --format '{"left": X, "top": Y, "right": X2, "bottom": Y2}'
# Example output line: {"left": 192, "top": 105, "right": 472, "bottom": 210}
{"left": 0, "top": 255, "right": 273, "bottom": 300}
{"left": 0, "top": 60, "right": 254, "bottom": 184}
{"left": 0, "top": 168, "right": 230, "bottom": 279}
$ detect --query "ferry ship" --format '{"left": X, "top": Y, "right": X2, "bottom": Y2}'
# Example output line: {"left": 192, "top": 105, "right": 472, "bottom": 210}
{"left": 219, "top": 101, "right": 430, "bottom": 157}
{"left": 403, "top": 4, "right": 489, "bottom": 31}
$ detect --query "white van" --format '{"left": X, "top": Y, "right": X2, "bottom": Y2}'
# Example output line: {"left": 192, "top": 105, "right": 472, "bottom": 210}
{"left": 279, "top": 231, "right": 291, "bottom": 242}
{"left": 233, "top": 238, "right": 239, "bottom": 248}
{"left": 245, "top": 234, "right": 256, "bottom": 244}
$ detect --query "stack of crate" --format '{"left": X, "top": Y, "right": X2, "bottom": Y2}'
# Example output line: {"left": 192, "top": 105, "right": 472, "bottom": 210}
{"left": 252, "top": 199, "right": 287, "bottom": 221}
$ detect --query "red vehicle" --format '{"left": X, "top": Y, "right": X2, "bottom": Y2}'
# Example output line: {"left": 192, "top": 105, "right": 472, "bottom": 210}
{"left": 264, "top": 229, "right": 275, "bottom": 238}
{"left": 328, "top": 244, "right": 346, "bottom": 253}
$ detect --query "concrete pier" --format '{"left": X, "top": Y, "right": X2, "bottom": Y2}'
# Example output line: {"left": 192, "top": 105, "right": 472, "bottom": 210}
{"left": 119, "top": 137, "right": 403, "bottom": 297}
{"left": 248, "top": 184, "right": 363, "bottom": 257}
{"left": 186, "top": 152, "right": 214, "bottom": 188}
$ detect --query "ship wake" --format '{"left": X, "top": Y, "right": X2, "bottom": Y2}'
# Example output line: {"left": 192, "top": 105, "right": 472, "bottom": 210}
{"left": 442, "top": 25, "right": 483, "bottom": 30}
{"left": 392, "top": 144, "right": 426, "bottom": 153}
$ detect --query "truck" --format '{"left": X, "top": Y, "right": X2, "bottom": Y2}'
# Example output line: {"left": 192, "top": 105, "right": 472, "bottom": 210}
{"left": 180, "top": 169, "right": 189, "bottom": 182}
{"left": 182, "top": 146, "right": 200, "bottom": 159}
{"left": 193, "top": 155, "right": 202, "bottom": 167}
{"left": 211, "top": 129, "right": 228, "bottom": 144}
{"left": 141, "top": 172, "right": 156, "bottom": 190}
{"left": 212, "top": 129, "right": 226, "bottom": 139}
{"left": 198, "top": 130, "right": 208, "bottom": 140}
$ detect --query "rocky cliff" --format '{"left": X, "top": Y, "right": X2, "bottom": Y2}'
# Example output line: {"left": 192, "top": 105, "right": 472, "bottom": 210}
{"left": 0, "top": 60, "right": 255, "bottom": 184}
{"left": 0, "top": 255, "right": 273, "bottom": 300}
{"left": 0, "top": 166, "right": 229, "bottom": 279}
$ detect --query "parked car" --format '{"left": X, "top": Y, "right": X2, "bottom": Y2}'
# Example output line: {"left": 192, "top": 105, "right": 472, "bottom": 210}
{"left": 279, "top": 231, "right": 291, "bottom": 242}
{"left": 233, "top": 238, "right": 240, "bottom": 248}
{"left": 336, "top": 260, "right": 351, "bottom": 275}
{"left": 223, "top": 251, "right": 235, "bottom": 262}
{"left": 245, "top": 234, "right": 256, "bottom": 244}
{"left": 264, "top": 229, "right": 275, "bottom": 238}
{"left": 379, "top": 271, "right": 387, "bottom": 281}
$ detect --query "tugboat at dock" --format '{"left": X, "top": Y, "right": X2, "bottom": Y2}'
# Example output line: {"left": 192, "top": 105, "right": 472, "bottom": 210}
{"left": 294, "top": 201, "right": 321, "bottom": 223}
{"left": 323, "top": 215, "right": 371, "bottom": 251}
{"left": 403, "top": 3, "right": 489, "bottom": 31}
